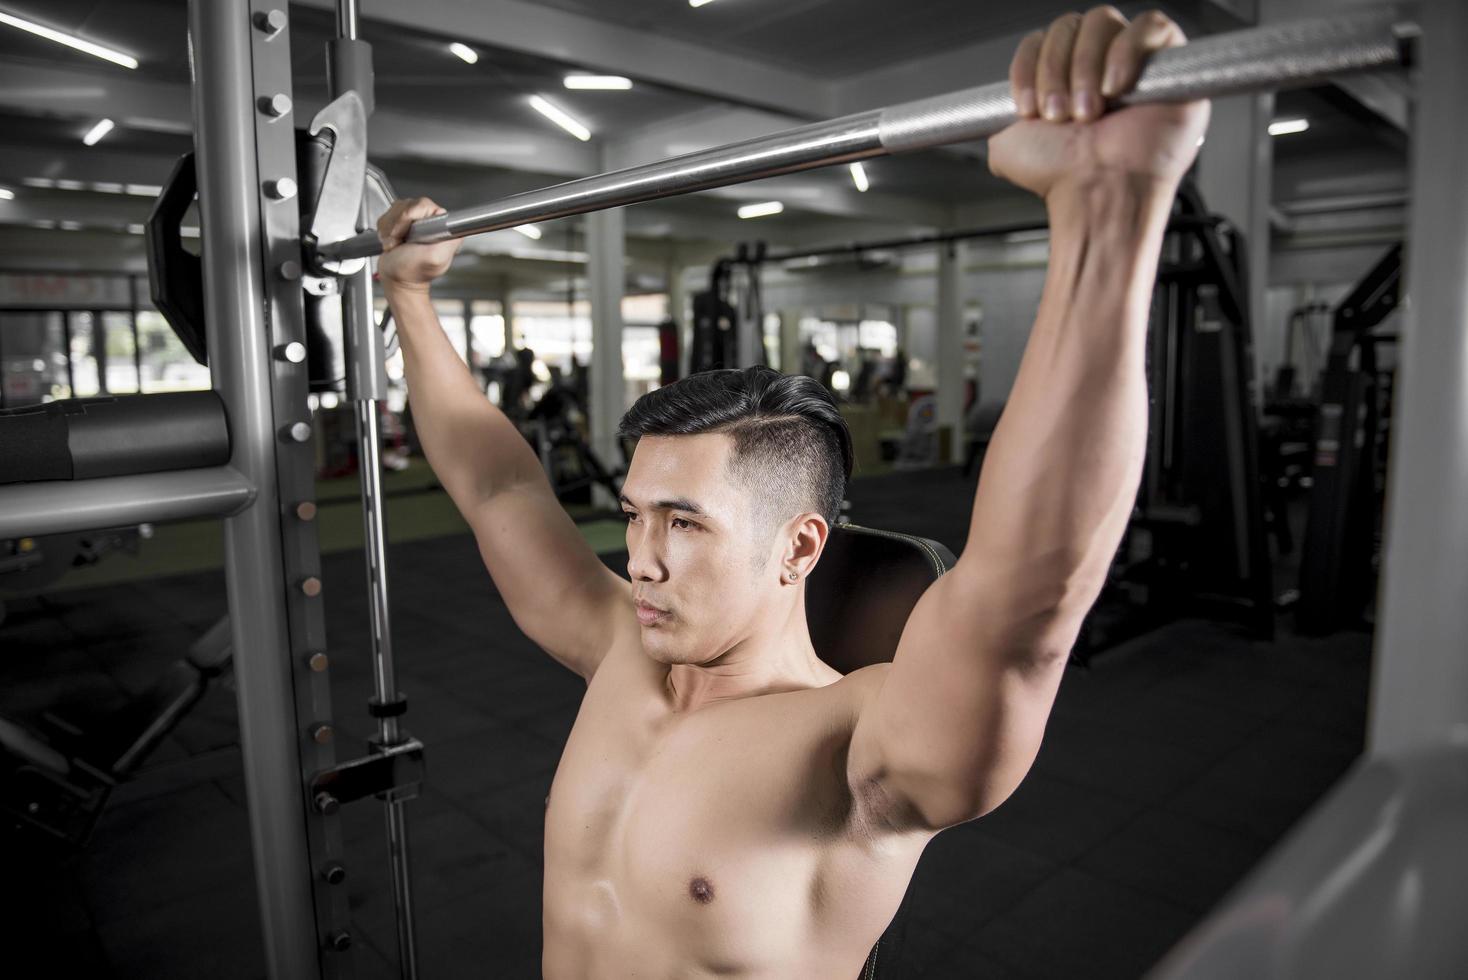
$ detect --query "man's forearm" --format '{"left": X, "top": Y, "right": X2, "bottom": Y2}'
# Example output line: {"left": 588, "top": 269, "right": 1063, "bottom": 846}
{"left": 386, "top": 285, "right": 544, "bottom": 505}
{"left": 958, "top": 176, "right": 1173, "bottom": 657}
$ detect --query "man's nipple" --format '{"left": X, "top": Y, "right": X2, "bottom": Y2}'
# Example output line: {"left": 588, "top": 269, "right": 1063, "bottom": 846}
{"left": 689, "top": 876, "right": 715, "bottom": 905}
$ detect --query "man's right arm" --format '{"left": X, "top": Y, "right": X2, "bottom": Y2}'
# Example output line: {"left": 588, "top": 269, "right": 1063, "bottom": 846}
{"left": 378, "top": 201, "right": 632, "bottom": 681}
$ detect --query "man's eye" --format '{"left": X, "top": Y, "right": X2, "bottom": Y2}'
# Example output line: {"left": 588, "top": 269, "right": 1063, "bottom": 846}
{"left": 671, "top": 518, "right": 694, "bottom": 530}
{"left": 622, "top": 511, "right": 639, "bottom": 523}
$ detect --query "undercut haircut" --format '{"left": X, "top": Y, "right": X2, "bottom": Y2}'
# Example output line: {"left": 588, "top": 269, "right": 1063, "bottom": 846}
{"left": 619, "top": 366, "right": 853, "bottom": 529}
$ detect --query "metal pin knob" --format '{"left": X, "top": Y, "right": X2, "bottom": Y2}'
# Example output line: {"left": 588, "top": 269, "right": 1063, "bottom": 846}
{"left": 314, "top": 791, "right": 339, "bottom": 815}
{"left": 301, "top": 576, "right": 322, "bottom": 598}
{"left": 278, "top": 259, "right": 302, "bottom": 281}
{"left": 253, "top": 9, "right": 287, "bottom": 36}
{"left": 310, "top": 723, "right": 333, "bottom": 745}
{"left": 280, "top": 421, "right": 311, "bottom": 443}
{"left": 264, "top": 177, "right": 297, "bottom": 201}
{"left": 307, "top": 651, "right": 329, "bottom": 672}
{"left": 295, "top": 501, "right": 318, "bottom": 522}
{"left": 274, "top": 341, "right": 306, "bottom": 363}
{"left": 258, "top": 93, "right": 292, "bottom": 118}
{"left": 321, "top": 861, "right": 347, "bottom": 885}
{"left": 326, "top": 931, "right": 352, "bottom": 952}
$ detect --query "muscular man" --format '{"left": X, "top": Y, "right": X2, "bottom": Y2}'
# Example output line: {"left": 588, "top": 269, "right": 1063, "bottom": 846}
{"left": 376, "top": 8, "right": 1207, "bottom": 977}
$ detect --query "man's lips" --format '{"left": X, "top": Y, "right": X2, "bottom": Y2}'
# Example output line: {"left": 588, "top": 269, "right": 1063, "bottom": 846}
{"left": 635, "top": 600, "right": 669, "bottom": 626}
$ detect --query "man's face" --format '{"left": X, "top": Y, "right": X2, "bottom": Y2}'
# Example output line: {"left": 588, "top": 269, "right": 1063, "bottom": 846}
{"left": 620, "top": 433, "right": 778, "bottom": 665}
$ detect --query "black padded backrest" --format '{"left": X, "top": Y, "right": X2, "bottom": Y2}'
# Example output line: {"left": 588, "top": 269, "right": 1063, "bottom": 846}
{"left": 806, "top": 523, "right": 957, "bottom": 979}
{"left": 807, "top": 523, "right": 957, "bottom": 675}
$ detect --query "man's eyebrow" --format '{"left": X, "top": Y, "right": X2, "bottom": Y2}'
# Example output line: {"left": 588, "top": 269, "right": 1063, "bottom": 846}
{"left": 619, "top": 494, "right": 708, "bottom": 516}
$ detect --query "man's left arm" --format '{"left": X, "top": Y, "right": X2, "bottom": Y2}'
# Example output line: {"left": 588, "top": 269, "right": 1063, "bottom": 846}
{"left": 845, "top": 7, "right": 1207, "bottom": 834}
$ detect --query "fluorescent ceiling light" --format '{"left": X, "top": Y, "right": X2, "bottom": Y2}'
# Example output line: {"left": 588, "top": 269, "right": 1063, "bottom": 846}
{"left": 21, "top": 177, "right": 162, "bottom": 196}
{"left": 689, "top": 0, "right": 719, "bottom": 6}
{"left": 849, "top": 162, "right": 869, "bottom": 193}
{"left": 514, "top": 224, "right": 543, "bottom": 240}
{"left": 737, "top": 201, "right": 783, "bottom": 219}
{"left": 59, "top": 220, "right": 82, "bottom": 231}
{"left": 127, "top": 223, "right": 145, "bottom": 235}
{"left": 123, "top": 115, "right": 192, "bottom": 135}
{"left": 0, "top": 187, "right": 13, "bottom": 200}
{"left": 1268, "top": 117, "right": 1309, "bottom": 137}
{"left": 529, "top": 95, "right": 591, "bottom": 141}
{"left": 564, "top": 74, "right": 632, "bottom": 90}
{"left": 448, "top": 42, "right": 479, "bottom": 64}
{"left": 0, "top": 11, "right": 138, "bottom": 69}
{"left": 507, "top": 247, "right": 589, "bottom": 263}
{"left": 82, "top": 118, "right": 115, "bottom": 146}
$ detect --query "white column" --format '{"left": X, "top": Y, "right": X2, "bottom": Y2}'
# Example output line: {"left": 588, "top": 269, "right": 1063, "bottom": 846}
{"left": 779, "top": 310, "right": 801, "bottom": 376}
{"left": 936, "top": 240, "right": 967, "bottom": 463}
{"left": 664, "top": 243, "right": 691, "bottom": 381}
{"left": 1371, "top": 0, "right": 1468, "bottom": 756}
{"left": 665, "top": 242, "right": 687, "bottom": 334}
{"left": 1196, "top": 93, "right": 1274, "bottom": 375}
{"left": 587, "top": 206, "right": 626, "bottom": 505}
{"left": 495, "top": 274, "right": 515, "bottom": 353}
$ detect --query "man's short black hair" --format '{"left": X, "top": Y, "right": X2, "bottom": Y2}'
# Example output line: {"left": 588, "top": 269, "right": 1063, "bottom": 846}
{"left": 618, "top": 366, "right": 852, "bottom": 527}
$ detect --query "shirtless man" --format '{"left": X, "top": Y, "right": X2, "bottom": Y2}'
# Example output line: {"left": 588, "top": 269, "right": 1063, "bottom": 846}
{"left": 376, "top": 8, "right": 1209, "bottom": 977}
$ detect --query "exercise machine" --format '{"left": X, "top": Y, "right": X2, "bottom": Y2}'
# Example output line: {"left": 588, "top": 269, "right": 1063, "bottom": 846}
{"left": 1295, "top": 243, "right": 1402, "bottom": 634}
{"left": 690, "top": 242, "right": 768, "bottom": 373}
{"left": 2, "top": 4, "right": 1449, "bottom": 978}
{"left": 522, "top": 369, "right": 624, "bottom": 505}
{"left": 1079, "top": 182, "right": 1274, "bottom": 657}
{"left": 0, "top": 616, "right": 233, "bottom": 846}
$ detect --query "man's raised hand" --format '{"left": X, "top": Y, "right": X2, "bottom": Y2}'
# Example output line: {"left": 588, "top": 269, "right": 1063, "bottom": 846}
{"left": 375, "top": 197, "right": 464, "bottom": 294}
{"left": 988, "top": 7, "right": 1211, "bottom": 202}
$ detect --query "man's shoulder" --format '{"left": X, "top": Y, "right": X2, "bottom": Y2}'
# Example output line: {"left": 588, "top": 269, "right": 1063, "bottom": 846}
{"left": 835, "top": 661, "right": 892, "bottom": 699}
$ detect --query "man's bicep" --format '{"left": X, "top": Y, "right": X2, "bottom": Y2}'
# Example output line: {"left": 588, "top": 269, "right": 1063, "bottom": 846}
{"left": 848, "top": 570, "right": 1067, "bottom": 831}
{"left": 466, "top": 483, "right": 632, "bottom": 680}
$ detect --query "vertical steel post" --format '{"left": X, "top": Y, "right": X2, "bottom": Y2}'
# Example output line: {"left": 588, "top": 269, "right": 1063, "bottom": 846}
{"left": 1370, "top": 0, "right": 1468, "bottom": 755}
{"left": 936, "top": 241, "right": 966, "bottom": 463}
{"left": 189, "top": 1, "right": 319, "bottom": 976}
{"left": 129, "top": 275, "right": 143, "bottom": 393}
{"left": 194, "top": 2, "right": 358, "bottom": 976}
{"left": 587, "top": 203, "right": 625, "bottom": 504}
{"left": 61, "top": 311, "right": 76, "bottom": 397}
{"left": 336, "top": 0, "right": 360, "bottom": 40}
{"left": 462, "top": 297, "right": 473, "bottom": 365}
{"left": 329, "top": 1, "right": 420, "bottom": 974}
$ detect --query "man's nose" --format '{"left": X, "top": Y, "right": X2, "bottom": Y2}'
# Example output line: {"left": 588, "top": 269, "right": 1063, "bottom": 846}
{"left": 626, "top": 526, "right": 668, "bottom": 583}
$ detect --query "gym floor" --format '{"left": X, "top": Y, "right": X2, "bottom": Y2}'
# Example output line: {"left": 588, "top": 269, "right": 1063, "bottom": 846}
{"left": 2, "top": 466, "right": 1369, "bottom": 979}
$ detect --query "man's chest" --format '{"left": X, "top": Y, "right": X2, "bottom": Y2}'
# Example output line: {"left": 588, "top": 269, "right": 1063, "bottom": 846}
{"left": 540, "top": 656, "right": 921, "bottom": 973}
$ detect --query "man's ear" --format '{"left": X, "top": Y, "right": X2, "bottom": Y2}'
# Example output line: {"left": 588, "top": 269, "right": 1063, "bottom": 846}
{"left": 780, "top": 512, "right": 829, "bottom": 582}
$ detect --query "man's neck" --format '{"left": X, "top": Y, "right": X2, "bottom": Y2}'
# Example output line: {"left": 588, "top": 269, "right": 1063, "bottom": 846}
{"left": 662, "top": 601, "right": 838, "bottom": 712}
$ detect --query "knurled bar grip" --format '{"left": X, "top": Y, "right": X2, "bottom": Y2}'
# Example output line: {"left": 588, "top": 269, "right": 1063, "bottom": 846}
{"left": 315, "top": 8, "right": 1413, "bottom": 264}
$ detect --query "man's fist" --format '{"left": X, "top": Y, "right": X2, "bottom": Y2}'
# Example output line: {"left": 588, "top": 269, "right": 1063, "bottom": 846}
{"left": 988, "top": 7, "right": 1210, "bottom": 201}
{"left": 375, "top": 197, "right": 464, "bottom": 293}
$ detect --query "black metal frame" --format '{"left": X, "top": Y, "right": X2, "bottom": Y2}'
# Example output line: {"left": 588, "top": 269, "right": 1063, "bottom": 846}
{"left": 1296, "top": 242, "right": 1402, "bottom": 634}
